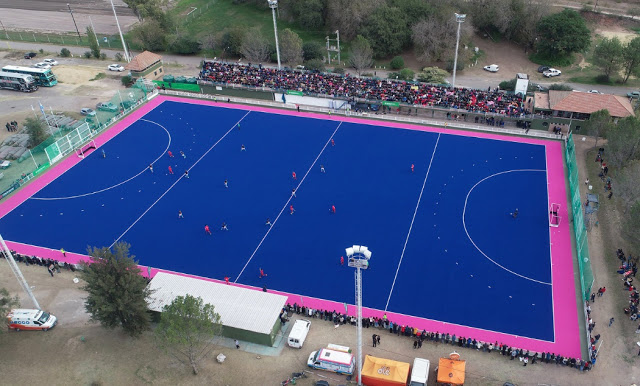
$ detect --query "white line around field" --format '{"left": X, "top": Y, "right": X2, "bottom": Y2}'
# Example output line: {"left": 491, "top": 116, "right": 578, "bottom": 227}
{"left": 234, "top": 122, "right": 343, "bottom": 283}
{"left": 109, "top": 112, "right": 251, "bottom": 247}
{"left": 384, "top": 133, "right": 441, "bottom": 312}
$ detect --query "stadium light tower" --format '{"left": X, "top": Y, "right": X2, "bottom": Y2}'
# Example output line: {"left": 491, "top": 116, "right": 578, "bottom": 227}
{"left": 267, "top": 0, "right": 281, "bottom": 70}
{"left": 110, "top": 0, "right": 131, "bottom": 62}
{"left": 451, "top": 13, "right": 466, "bottom": 89}
{"left": 0, "top": 234, "right": 40, "bottom": 309}
{"left": 346, "top": 245, "right": 372, "bottom": 386}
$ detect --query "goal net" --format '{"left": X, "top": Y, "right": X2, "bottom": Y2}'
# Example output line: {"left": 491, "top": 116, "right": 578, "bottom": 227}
{"left": 76, "top": 140, "right": 97, "bottom": 159}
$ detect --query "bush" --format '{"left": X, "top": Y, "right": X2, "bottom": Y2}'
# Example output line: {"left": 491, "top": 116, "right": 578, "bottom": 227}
{"left": 416, "top": 67, "right": 449, "bottom": 84}
{"left": 303, "top": 41, "right": 324, "bottom": 62}
{"left": 38, "top": 48, "right": 44, "bottom": 54}
{"left": 305, "top": 59, "right": 326, "bottom": 72}
{"left": 548, "top": 83, "right": 573, "bottom": 91}
{"left": 115, "top": 53, "right": 123, "bottom": 62}
{"left": 332, "top": 67, "right": 345, "bottom": 74}
{"left": 121, "top": 75, "right": 133, "bottom": 87}
{"left": 168, "top": 35, "right": 201, "bottom": 54}
{"left": 529, "top": 52, "right": 574, "bottom": 67}
{"left": 595, "top": 74, "right": 612, "bottom": 84}
{"left": 499, "top": 79, "right": 516, "bottom": 91}
{"left": 446, "top": 59, "right": 465, "bottom": 72}
{"left": 83, "top": 51, "right": 92, "bottom": 59}
{"left": 100, "top": 53, "right": 107, "bottom": 60}
{"left": 60, "top": 48, "right": 71, "bottom": 57}
{"left": 390, "top": 56, "right": 404, "bottom": 70}
{"left": 399, "top": 68, "right": 414, "bottom": 81}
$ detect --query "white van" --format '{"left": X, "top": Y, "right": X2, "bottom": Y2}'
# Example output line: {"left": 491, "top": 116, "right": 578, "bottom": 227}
{"left": 7, "top": 309, "right": 57, "bottom": 331}
{"left": 409, "top": 358, "right": 430, "bottom": 386}
{"left": 287, "top": 319, "right": 311, "bottom": 348}
{"left": 307, "top": 347, "right": 355, "bottom": 375}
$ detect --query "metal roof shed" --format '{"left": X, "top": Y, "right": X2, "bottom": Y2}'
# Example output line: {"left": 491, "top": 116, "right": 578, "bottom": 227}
{"left": 147, "top": 272, "right": 287, "bottom": 346}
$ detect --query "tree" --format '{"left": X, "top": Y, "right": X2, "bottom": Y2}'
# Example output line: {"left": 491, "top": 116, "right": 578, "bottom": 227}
{"left": 200, "top": 33, "right": 220, "bottom": 52}
{"left": 621, "top": 37, "right": 640, "bottom": 84}
{"left": 306, "top": 59, "right": 326, "bottom": 72}
{"left": 86, "top": 27, "right": 101, "bottom": 59}
{"left": 593, "top": 37, "right": 623, "bottom": 81}
{"left": 123, "top": 0, "right": 161, "bottom": 21}
{"left": 359, "top": 5, "right": 410, "bottom": 58}
{"left": 606, "top": 116, "right": 640, "bottom": 169}
{"left": 279, "top": 29, "right": 303, "bottom": 66}
{"left": 412, "top": 13, "right": 472, "bottom": 64}
{"left": 131, "top": 20, "right": 166, "bottom": 51}
{"left": 325, "top": 0, "right": 386, "bottom": 40}
{"left": 616, "top": 160, "right": 640, "bottom": 214}
{"left": 222, "top": 27, "right": 249, "bottom": 57}
{"left": 585, "top": 110, "right": 613, "bottom": 147}
{"left": 80, "top": 242, "right": 152, "bottom": 337}
{"left": 623, "top": 203, "right": 640, "bottom": 253}
{"left": 390, "top": 56, "right": 404, "bottom": 70}
{"left": 303, "top": 41, "right": 324, "bottom": 61}
{"left": 154, "top": 295, "right": 223, "bottom": 375}
{"left": 537, "top": 9, "right": 590, "bottom": 58}
{"left": 167, "top": 34, "right": 201, "bottom": 55}
{"left": 240, "top": 31, "right": 270, "bottom": 63}
{"left": 24, "top": 117, "right": 47, "bottom": 147}
{"left": 289, "top": 0, "right": 326, "bottom": 30}
{"left": 416, "top": 67, "right": 449, "bottom": 84}
{"left": 0, "top": 288, "right": 19, "bottom": 335}
{"left": 348, "top": 35, "right": 374, "bottom": 76}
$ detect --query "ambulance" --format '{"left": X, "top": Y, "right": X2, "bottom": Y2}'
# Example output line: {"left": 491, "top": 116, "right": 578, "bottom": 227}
{"left": 7, "top": 309, "right": 57, "bottom": 331}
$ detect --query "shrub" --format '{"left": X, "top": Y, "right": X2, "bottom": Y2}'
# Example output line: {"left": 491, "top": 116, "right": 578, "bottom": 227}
{"left": 445, "top": 59, "right": 465, "bottom": 72}
{"left": 305, "top": 59, "right": 325, "bottom": 72}
{"left": 168, "top": 35, "right": 201, "bottom": 55}
{"left": 83, "top": 51, "right": 92, "bottom": 59}
{"left": 60, "top": 48, "right": 71, "bottom": 57}
{"left": 390, "top": 56, "right": 404, "bottom": 70}
{"left": 121, "top": 75, "right": 133, "bottom": 87}
{"left": 38, "top": 48, "right": 44, "bottom": 54}
{"left": 332, "top": 67, "right": 345, "bottom": 74}
{"left": 548, "top": 83, "right": 573, "bottom": 91}
{"left": 115, "top": 53, "right": 123, "bottom": 62}
{"left": 100, "top": 53, "right": 107, "bottom": 60}
{"left": 303, "top": 41, "right": 324, "bottom": 61}
{"left": 499, "top": 79, "right": 517, "bottom": 91}
{"left": 399, "top": 68, "right": 414, "bottom": 81}
{"left": 416, "top": 67, "right": 449, "bottom": 84}
{"left": 595, "top": 74, "right": 611, "bottom": 83}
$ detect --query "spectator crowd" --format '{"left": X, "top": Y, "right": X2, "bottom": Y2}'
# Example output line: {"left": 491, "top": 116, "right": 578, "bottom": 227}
{"left": 283, "top": 302, "right": 596, "bottom": 371}
{"left": 1, "top": 250, "right": 77, "bottom": 276}
{"left": 199, "top": 62, "right": 527, "bottom": 117}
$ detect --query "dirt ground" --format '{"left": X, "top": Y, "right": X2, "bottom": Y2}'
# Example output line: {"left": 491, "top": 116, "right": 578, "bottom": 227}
{"left": 0, "top": 260, "right": 637, "bottom": 386}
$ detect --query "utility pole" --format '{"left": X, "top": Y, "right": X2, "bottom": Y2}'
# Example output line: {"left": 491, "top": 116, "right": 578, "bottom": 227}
{"left": 0, "top": 20, "right": 9, "bottom": 40}
{"left": 89, "top": 16, "right": 100, "bottom": 46}
{"left": 67, "top": 4, "right": 82, "bottom": 39}
{"left": 268, "top": 0, "right": 281, "bottom": 70}
{"left": 110, "top": 0, "right": 130, "bottom": 62}
{"left": 452, "top": 13, "right": 466, "bottom": 89}
{"left": 0, "top": 234, "right": 40, "bottom": 309}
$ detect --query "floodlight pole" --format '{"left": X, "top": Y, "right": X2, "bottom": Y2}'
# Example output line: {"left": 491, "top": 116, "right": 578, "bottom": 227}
{"left": 0, "top": 234, "right": 40, "bottom": 309}
{"left": 452, "top": 13, "right": 466, "bottom": 89}
{"left": 67, "top": 4, "right": 82, "bottom": 39}
{"left": 268, "top": 0, "right": 281, "bottom": 70}
{"left": 110, "top": 0, "right": 130, "bottom": 62}
{"left": 347, "top": 245, "right": 372, "bottom": 386}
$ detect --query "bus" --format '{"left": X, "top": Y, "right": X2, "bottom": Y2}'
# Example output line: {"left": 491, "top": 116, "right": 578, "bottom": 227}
{"left": 0, "top": 71, "right": 38, "bottom": 92}
{"left": 2, "top": 65, "right": 57, "bottom": 86}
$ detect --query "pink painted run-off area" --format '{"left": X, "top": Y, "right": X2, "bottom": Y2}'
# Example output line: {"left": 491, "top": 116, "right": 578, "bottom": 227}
{"left": 0, "top": 95, "right": 581, "bottom": 359}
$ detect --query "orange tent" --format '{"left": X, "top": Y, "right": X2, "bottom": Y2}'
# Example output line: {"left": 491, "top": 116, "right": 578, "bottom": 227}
{"left": 436, "top": 355, "right": 466, "bottom": 385}
{"left": 361, "top": 355, "right": 411, "bottom": 386}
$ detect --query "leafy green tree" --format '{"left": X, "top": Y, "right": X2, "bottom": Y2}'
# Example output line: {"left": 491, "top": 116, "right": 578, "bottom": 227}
{"left": 390, "top": 0, "right": 434, "bottom": 25}
{"left": 306, "top": 59, "right": 326, "bottom": 72}
{"left": 290, "top": 0, "right": 326, "bottom": 30}
{"left": 585, "top": 109, "right": 613, "bottom": 147}
{"left": 622, "top": 36, "right": 640, "bottom": 84}
{"left": 623, "top": 202, "right": 640, "bottom": 253}
{"left": 616, "top": 160, "right": 640, "bottom": 214}
{"left": 606, "top": 116, "right": 640, "bottom": 169}
{"left": 86, "top": 27, "right": 101, "bottom": 59}
{"left": 593, "top": 37, "right": 623, "bottom": 81}
{"left": 0, "top": 288, "right": 19, "bottom": 334}
{"left": 80, "top": 242, "right": 152, "bottom": 337}
{"left": 348, "top": 35, "right": 374, "bottom": 76}
{"left": 390, "top": 56, "right": 404, "bottom": 70}
{"left": 360, "top": 5, "right": 410, "bottom": 58}
{"left": 222, "top": 27, "right": 249, "bottom": 57}
{"left": 154, "top": 295, "right": 223, "bottom": 375}
{"left": 416, "top": 66, "right": 449, "bottom": 84}
{"left": 240, "top": 31, "right": 270, "bottom": 62}
{"left": 303, "top": 41, "right": 324, "bottom": 61}
{"left": 24, "top": 116, "right": 48, "bottom": 147}
{"left": 131, "top": 20, "right": 166, "bottom": 51}
{"left": 279, "top": 29, "right": 303, "bottom": 65}
{"left": 167, "top": 34, "right": 201, "bottom": 55}
{"left": 536, "top": 9, "right": 590, "bottom": 58}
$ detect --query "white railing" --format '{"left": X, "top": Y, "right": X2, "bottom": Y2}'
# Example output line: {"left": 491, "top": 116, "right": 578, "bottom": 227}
{"left": 161, "top": 89, "right": 563, "bottom": 141}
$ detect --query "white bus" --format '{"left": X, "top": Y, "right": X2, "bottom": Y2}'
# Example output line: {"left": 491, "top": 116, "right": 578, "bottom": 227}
{"left": 2, "top": 65, "right": 57, "bottom": 86}
{"left": 0, "top": 71, "right": 38, "bottom": 92}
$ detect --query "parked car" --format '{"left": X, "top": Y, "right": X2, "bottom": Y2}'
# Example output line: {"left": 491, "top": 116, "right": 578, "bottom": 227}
{"left": 627, "top": 91, "right": 640, "bottom": 99}
{"left": 33, "top": 62, "right": 51, "bottom": 70}
{"left": 43, "top": 58, "right": 58, "bottom": 66}
{"left": 588, "top": 90, "right": 601, "bottom": 94}
{"left": 23, "top": 52, "right": 37, "bottom": 59}
{"left": 537, "top": 65, "right": 550, "bottom": 73}
{"left": 535, "top": 84, "right": 547, "bottom": 92}
{"left": 107, "top": 64, "right": 125, "bottom": 72}
{"left": 543, "top": 68, "right": 561, "bottom": 78}
{"left": 80, "top": 108, "right": 96, "bottom": 116}
{"left": 483, "top": 64, "right": 499, "bottom": 72}
{"left": 96, "top": 102, "right": 118, "bottom": 112}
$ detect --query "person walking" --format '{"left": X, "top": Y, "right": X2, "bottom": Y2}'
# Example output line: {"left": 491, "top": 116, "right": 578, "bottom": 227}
{"left": 224, "top": 276, "right": 230, "bottom": 285}
{"left": 149, "top": 164, "right": 154, "bottom": 173}
{"left": 183, "top": 170, "right": 189, "bottom": 178}
{"left": 204, "top": 225, "right": 211, "bottom": 235}
{"left": 224, "top": 179, "right": 228, "bottom": 188}
{"left": 609, "top": 317, "right": 615, "bottom": 327}
{"left": 102, "top": 149, "right": 106, "bottom": 158}
{"left": 168, "top": 150, "right": 174, "bottom": 158}
{"left": 180, "top": 150, "right": 186, "bottom": 159}
{"left": 330, "top": 205, "right": 336, "bottom": 214}
{"left": 178, "top": 210, "right": 184, "bottom": 219}
{"left": 168, "top": 165, "right": 174, "bottom": 174}
{"left": 259, "top": 268, "right": 267, "bottom": 278}
{"left": 411, "top": 164, "right": 415, "bottom": 173}
{"left": 340, "top": 256, "right": 344, "bottom": 265}
{"left": 291, "top": 188, "right": 296, "bottom": 197}
{"left": 221, "top": 222, "right": 228, "bottom": 231}
{"left": 292, "top": 171, "right": 297, "bottom": 180}
{"left": 241, "top": 144, "right": 246, "bottom": 151}
{"left": 235, "top": 339, "right": 240, "bottom": 349}
{"left": 376, "top": 335, "right": 380, "bottom": 346}
{"left": 511, "top": 208, "right": 519, "bottom": 218}
{"left": 372, "top": 334, "right": 377, "bottom": 347}
{"left": 265, "top": 218, "right": 272, "bottom": 226}
{"left": 320, "top": 165, "right": 325, "bottom": 173}
{"left": 290, "top": 205, "right": 295, "bottom": 215}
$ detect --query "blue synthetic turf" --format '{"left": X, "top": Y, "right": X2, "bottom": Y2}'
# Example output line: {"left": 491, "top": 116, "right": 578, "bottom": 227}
{"left": 0, "top": 101, "right": 554, "bottom": 341}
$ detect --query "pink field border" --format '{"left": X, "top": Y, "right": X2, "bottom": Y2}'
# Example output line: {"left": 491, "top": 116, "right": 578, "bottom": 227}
{"left": 0, "top": 95, "right": 581, "bottom": 358}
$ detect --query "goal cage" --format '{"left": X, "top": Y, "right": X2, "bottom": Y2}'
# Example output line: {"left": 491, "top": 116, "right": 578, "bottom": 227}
{"left": 549, "top": 203, "right": 561, "bottom": 227}
{"left": 76, "top": 140, "right": 97, "bottom": 159}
